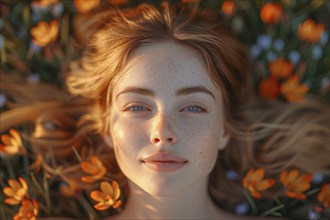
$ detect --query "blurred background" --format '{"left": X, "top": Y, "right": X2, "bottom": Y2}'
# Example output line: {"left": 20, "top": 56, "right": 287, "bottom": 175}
{"left": 0, "top": 0, "right": 329, "bottom": 219}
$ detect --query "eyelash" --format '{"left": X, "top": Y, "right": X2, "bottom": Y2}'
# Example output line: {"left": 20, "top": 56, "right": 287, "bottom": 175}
{"left": 123, "top": 104, "right": 207, "bottom": 113}
{"left": 180, "top": 105, "right": 207, "bottom": 113}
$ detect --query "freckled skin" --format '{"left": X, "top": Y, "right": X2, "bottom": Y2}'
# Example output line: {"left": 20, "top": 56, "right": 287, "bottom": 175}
{"left": 106, "top": 41, "right": 229, "bottom": 196}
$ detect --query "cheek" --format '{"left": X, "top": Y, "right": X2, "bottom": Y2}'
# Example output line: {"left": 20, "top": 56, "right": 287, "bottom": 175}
{"left": 191, "top": 123, "right": 220, "bottom": 173}
{"left": 110, "top": 119, "right": 147, "bottom": 164}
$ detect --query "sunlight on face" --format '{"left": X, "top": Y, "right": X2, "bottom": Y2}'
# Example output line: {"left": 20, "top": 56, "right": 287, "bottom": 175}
{"left": 107, "top": 41, "right": 229, "bottom": 196}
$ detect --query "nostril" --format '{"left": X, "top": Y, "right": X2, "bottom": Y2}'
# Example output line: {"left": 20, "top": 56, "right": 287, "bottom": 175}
{"left": 154, "top": 138, "right": 160, "bottom": 143}
{"left": 167, "top": 137, "right": 173, "bottom": 142}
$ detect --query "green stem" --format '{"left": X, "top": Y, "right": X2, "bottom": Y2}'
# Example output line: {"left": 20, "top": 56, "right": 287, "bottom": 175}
{"left": 260, "top": 204, "right": 284, "bottom": 217}
{"left": 5, "top": 157, "right": 15, "bottom": 179}
{"left": 43, "top": 171, "right": 52, "bottom": 216}
{"left": 72, "top": 146, "right": 82, "bottom": 162}
{"left": 244, "top": 191, "right": 258, "bottom": 215}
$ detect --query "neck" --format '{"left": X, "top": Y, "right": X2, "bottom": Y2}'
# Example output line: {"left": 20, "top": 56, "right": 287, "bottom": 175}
{"left": 118, "top": 177, "right": 223, "bottom": 219}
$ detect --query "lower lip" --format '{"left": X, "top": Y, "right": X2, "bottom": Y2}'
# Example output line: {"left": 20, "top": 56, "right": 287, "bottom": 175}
{"left": 142, "top": 161, "right": 186, "bottom": 172}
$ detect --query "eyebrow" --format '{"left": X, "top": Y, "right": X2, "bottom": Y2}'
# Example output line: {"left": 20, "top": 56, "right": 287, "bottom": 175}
{"left": 116, "top": 86, "right": 215, "bottom": 100}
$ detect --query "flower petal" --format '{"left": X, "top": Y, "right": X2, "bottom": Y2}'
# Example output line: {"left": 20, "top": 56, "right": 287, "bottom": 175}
{"left": 8, "top": 179, "right": 21, "bottom": 191}
{"left": 94, "top": 203, "right": 110, "bottom": 210}
{"left": 3, "top": 187, "right": 14, "bottom": 196}
{"left": 90, "top": 191, "right": 104, "bottom": 202}
{"left": 101, "top": 181, "right": 113, "bottom": 195}
{"left": 80, "top": 162, "right": 98, "bottom": 174}
{"left": 256, "top": 179, "right": 275, "bottom": 191}
{"left": 4, "top": 197, "right": 20, "bottom": 205}
{"left": 81, "top": 176, "right": 95, "bottom": 183}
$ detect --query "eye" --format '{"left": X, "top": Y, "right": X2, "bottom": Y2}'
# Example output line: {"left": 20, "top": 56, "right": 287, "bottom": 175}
{"left": 181, "top": 105, "right": 206, "bottom": 113}
{"left": 123, "top": 105, "right": 150, "bottom": 112}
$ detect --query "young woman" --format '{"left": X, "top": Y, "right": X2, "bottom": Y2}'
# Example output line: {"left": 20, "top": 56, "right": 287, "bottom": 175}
{"left": 1, "top": 3, "right": 329, "bottom": 219}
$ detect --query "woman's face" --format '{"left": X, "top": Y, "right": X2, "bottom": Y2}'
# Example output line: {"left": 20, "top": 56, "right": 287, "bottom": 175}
{"left": 107, "top": 41, "right": 229, "bottom": 196}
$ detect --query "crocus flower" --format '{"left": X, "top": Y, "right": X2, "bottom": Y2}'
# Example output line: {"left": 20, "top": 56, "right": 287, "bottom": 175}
{"left": 259, "top": 77, "right": 281, "bottom": 100}
{"left": 60, "top": 179, "right": 79, "bottom": 197}
{"left": 3, "top": 177, "right": 29, "bottom": 205}
{"left": 280, "top": 169, "right": 312, "bottom": 200}
{"left": 260, "top": 3, "right": 283, "bottom": 24}
{"left": 13, "top": 199, "right": 39, "bottom": 220}
{"left": 74, "top": 0, "right": 100, "bottom": 14}
{"left": 221, "top": 0, "right": 235, "bottom": 16}
{"left": 269, "top": 57, "right": 293, "bottom": 79}
{"left": 32, "top": 0, "right": 59, "bottom": 7}
{"left": 317, "top": 183, "right": 330, "bottom": 208}
{"left": 298, "top": 19, "right": 325, "bottom": 43}
{"left": 281, "top": 75, "right": 309, "bottom": 102}
{"left": 30, "top": 19, "right": 59, "bottom": 47}
{"left": 90, "top": 181, "right": 122, "bottom": 210}
{"left": 80, "top": 156, "right": 106, "bottom": 183}
{"left": 242, "top": 168, "right": 275, "bottom": 199}
{"left": 0, "top": 129, "right": 26, "bottom": 155}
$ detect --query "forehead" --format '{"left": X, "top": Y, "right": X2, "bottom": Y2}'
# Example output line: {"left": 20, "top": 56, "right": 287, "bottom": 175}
{"left": 113, "top": 41, "right": 219, "bottom": 95}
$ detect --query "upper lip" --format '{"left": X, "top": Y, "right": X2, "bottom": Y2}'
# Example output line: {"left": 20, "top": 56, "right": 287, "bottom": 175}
{"left": 142, "top": 152, "right": 188, "bottom": 163}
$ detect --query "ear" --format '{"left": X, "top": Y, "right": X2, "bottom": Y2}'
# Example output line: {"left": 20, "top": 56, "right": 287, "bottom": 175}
{"left": 103, "top": 135, "right": 114, "bottom": 149}
{"left": 218, "top": 130, "right": 230, "bottom": 150}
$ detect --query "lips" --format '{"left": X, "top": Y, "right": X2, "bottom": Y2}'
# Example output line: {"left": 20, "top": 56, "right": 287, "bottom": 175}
{"left": 141, "top": 151, "right": 188, "bottom": 172}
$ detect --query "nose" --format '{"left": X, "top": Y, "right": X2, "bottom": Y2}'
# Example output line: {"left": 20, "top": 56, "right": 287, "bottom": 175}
{"left": 150, "top": 114, "right": 177, "bottom": 146}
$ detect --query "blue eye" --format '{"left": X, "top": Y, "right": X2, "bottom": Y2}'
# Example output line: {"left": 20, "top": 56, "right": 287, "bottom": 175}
{"left": 126, "top": 105, "right": 149, "bottom": 112}
{"left": 182, "top": 105, "right": 206, "bottom": 113}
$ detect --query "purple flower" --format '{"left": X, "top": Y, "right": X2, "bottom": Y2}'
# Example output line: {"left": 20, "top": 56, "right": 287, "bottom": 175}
{"left": 27, "top": 73, "right": 40, "bottom": 83}
{"left": 321, "top": 77, "right": 330, "bottom": 89}
{"left": 312, "top": 46, "right": 322, "bottom": 60}
{"left": 0, "top": 34, "right": 3, "bottom": 49}
{"left": 273, "top": 39, "right": 284, "bottom": 51}
{"left": 235, "top": 202, "right": 249, "bottom": 216}
{"left": 226, "top": 170, "right": 239, "bottom": 180}
{"left": 257, "top": 34, "right": 272, "bottom": 49}
{"left": 267, "top": 51, "right": 277, "bottom": 61}
{"left": 250, "top": 44, "right": 262, "bottom": 59}
{"left": 51, "top": 3, "right": 64, "bottom": 17}
{"left": 288, "top": 50, "right": 301, "bottom": 64}
{"left": 0, "top": 93, "right": 6, "bottom": 108}
{"left": 320, "top": 32, "right": 329, "bottom": 46}
{"left": 308, "top": 209, "right": 320, "bottom": 220}
{"left": 29, "top": 42, "right": 42, "bottom": 54}
{"left": 312, "top": 173, "right": 324, "bottom": 184}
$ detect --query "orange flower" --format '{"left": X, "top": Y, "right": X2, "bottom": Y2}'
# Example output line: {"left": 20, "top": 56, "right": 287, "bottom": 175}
{"left": 221, "top": 0, "right": 235, "bottom": 16}
{"left": 80, "top": 156, "right": 106, "bottom": 183}
{"left": 259, "top": 77, "right": 281, "bottom": 100}
{"left": 260, "top": 3, "right": 283, "bottom": 24}
{"left": 90, "top": 181, "right": 122, "bottom": 210}
{"left": 74, "top": 0, "right": 100, "bottom": 14}
{"left": 280, "top": 169, "right": 312, "bottom": 200}
{"left": 13, "top": 199, "right": 39, "bottom": 220}
{"left": 60, "top": 179, "right": 79, "bottom": 197}
{"left": 33, "top": 0, "right": 59, "bottom": 7}
{"left": 317, "top": 183, "right": 330, "bottom": 208}
{"left": 269, "top": 57, "right": 294, "bottom": 79}
{"left": 3, "top": 177, "right": 29, "bottom": 205}
{"left": 242, "top": 168, "right": 275, "bottom": 199}
{"left": 0, "top": 129, "right": 26, "bottom": 155}
{"left": 298, "top": 19, "right": 325, "bottom": 43}
{"left": 31, "top": 19, "right": 59, "bottom": 47}
{"left": 281, "top": 75, "right": 309, "bottom": 102}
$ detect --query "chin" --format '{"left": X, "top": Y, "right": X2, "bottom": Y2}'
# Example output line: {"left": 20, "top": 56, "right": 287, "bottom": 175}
{"left": 136, "top": 180, "right": 186, "bottom": 197}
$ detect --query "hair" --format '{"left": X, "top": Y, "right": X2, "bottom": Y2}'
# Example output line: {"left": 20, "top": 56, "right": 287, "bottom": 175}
{"left": 1, "top": 3, "right": 329, "bottom": 214}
